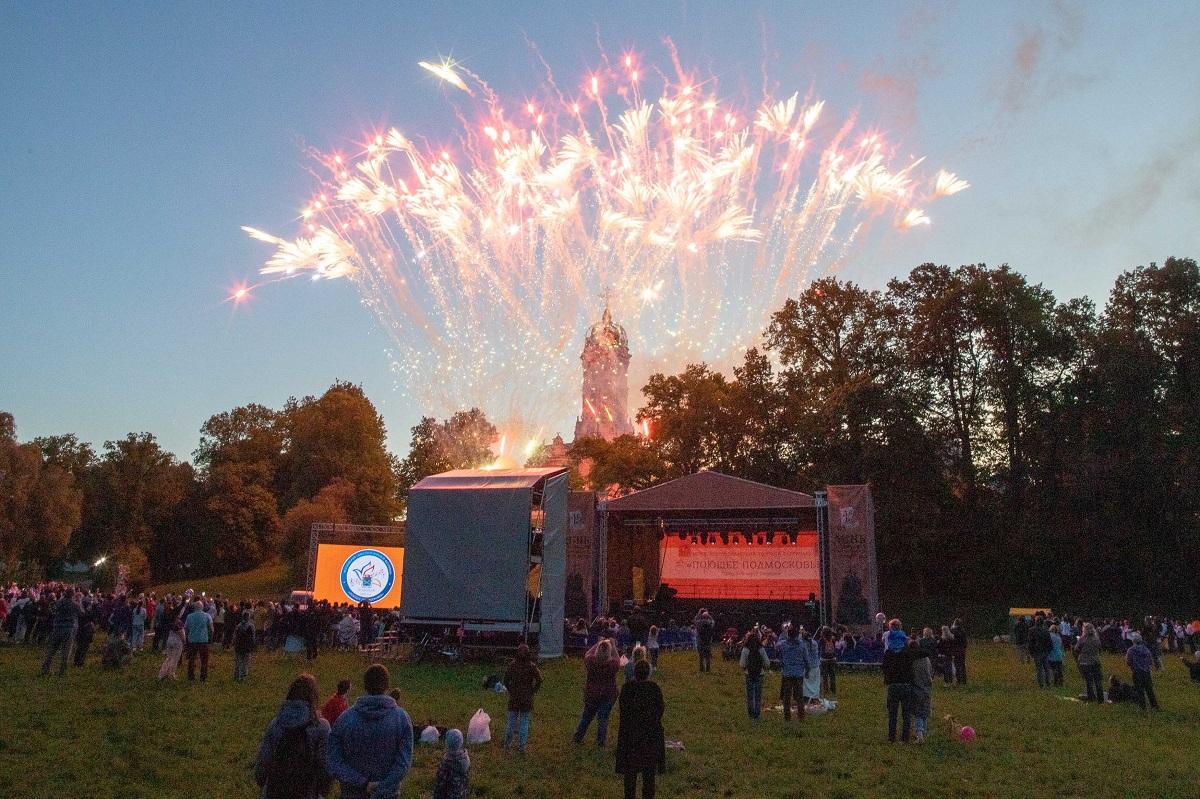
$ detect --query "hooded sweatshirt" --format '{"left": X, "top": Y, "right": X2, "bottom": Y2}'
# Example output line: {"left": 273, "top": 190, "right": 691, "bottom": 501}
{"left": 326, "top": 693, "right": 413, "bottom": 799}
{"left": 253, "top": 699, "right": 331, "bottom": 799}
{"left": 432, "top": 728, "right": 470, "bottom": 799}
{"left": 775, "top": 634, "right": 814, "bottom": 678}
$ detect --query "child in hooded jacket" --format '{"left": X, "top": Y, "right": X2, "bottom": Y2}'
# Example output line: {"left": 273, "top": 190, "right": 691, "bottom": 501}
{"left": 433, "top": 728, "right": 470, "bottom": 799}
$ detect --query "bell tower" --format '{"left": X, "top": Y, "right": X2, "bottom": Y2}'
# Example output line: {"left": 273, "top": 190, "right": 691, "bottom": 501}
{"left": 574, "top": 299, "right": 634, "bottom": 441}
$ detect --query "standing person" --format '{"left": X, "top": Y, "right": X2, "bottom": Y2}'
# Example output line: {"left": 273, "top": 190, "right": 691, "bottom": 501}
{"left": 322, "top": 679, "right": 353, "bottom": 727}
{"left": 158, "top": 618, "right": 185, "bottom": 680}
{"left": 937, "top": 626, "right": 956, "bottom": 685}
{"left": 740, "top": 631, "right": 770, "bottom": 720}
{"left": 1074, "top": 622, "right": 1104, "bottom": 701}
{"left": 1014, "top": 615, "right": 1030, "bottom": 663}
{"left": 776, "top": 624, "right": 813, "bottom": 723}
{"left": 357, "top": 600, "right": 374, "bottom": 649}
{"left": 40, "top": 589, "right": 83, "bottom": 677}
{"left": 1125, "top": 633, "right": 1160, "bottom": 711}
{"left": 627, "top": 606, "right": 650, "bottom": 648}
{"left": 503, "top": 643, "right": 543, "bottom": 753}
{"left": 573, "top": 638, "right": 621, "bottom": 747}
{"left": 616, "top": 659, "right": 665, "bottom": 799}
{"left": 624, "top": 645, "right": 652, "bottom": 683}
{"left": 693, "top": 609, "right": 715, "bottom": 673}
{"left": 950, "top": 618, "right": 968, "bottom": 684}
{"left": 74, "top": 600, "right": 99, "bottom": 667}
{"left": 646, "top": 625, "right": 660, "bottom": 669}
{"left": 1048, "top": 625, "right": 1065, "bottom": 687}
{"left": 153, "top": 598, "right": 168, "bottom": 653}
{"left": 184, "top": 600, "right": 214, "bottom": 682}
{"left": 1028, "top": 619, "right": 1053, "bottom": 689}
{"left": 130, "top": 601, "right": 147, "bottom": 652}
{"left": 819, "top": 627, "right": 838, "bottom": 695}
{"left": 432, "top": 728, "right": 470, "bottom": 799}
{"left": 882, "top": 629, "right": 914, "bottom": 743}
{"left": 254, "top": 673, "right": 332, "bottom": 799}
{"left": 326, "top": 663, "right": 413, "bottom": 799}
{"left": 909, "top": 639, "right": 933, "bottom": 744}
{"left": 233, "top": 610, "right": 257, "bottom": 682}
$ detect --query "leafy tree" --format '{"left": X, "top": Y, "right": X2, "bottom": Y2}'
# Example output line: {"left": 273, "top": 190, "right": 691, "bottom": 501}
{"left": 395, "top": 409, "right": 496, "bottom": 507}
{"left": 280, "top": 382, "right": 397, "bottom": 523}
{"left": 568, "top": 435, "right": 665, "bottom": 494}
{"left": 280, "top": 478, "right": 354, "bottom": 584}
{"left": 0, "top": 414, "right": 84, "bottom": 576}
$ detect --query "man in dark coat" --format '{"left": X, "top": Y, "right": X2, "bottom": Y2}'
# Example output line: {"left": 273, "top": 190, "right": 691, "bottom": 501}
{"left": 616, "top": 659, "right": 664, "bottom": 799}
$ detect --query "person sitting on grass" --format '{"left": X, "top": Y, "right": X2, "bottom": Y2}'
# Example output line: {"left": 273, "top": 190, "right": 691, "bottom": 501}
{"left": 432, "top": 728, "right": 470, "bottom": 799}
{"left": 1180, "top": 650, "right": 1200, "bottom": 683}
{"left": 322, "top": 679, "right": 352, "bottom": 727}
{"left": 101, "top": 631, "right": 132, "bottom": 670}
{"left": 624, "top": 645, "right": 652, "bottom": 683}
{"left": 255, "top": 673, "right": 332, "bottom": 799}
{"left": 327, "top": 663, "right": 413, "bottom": 799}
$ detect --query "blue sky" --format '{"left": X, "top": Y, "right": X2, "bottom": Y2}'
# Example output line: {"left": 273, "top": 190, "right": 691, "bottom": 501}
{"left": 2, "top": 2, "right": 1197, "bottom": 460}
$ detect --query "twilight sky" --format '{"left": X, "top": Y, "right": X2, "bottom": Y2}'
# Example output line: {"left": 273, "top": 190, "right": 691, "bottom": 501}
{"left": 2, "top": 2, "right": 1197, "bottom": 460}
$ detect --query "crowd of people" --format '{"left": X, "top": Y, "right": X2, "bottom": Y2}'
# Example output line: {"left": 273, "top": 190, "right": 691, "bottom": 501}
{"left": 5, "top": 580, "right": 1199, "bottom": 798}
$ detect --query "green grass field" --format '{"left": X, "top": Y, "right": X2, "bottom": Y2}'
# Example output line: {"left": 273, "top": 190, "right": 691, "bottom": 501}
{"left": 150, "top": 562, "right": 293, "bottom": 601}
{"left": 1, "top": 640, "right": 1197, "bottom": 799}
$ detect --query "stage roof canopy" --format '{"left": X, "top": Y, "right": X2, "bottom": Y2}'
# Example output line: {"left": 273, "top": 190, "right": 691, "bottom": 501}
{"left": 412, "top": 467, "right": 568, "bottom": 491}
{"left": 603, "top": 470, "right": 815, "bottom": 513}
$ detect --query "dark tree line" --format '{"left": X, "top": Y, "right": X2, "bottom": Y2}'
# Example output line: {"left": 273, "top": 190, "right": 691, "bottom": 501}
{"left": 573, "top": 258, "right": 1199, "bottom": 611}
{"left": 4, "top": 258, "right": 1195, "bottom": 610}
{"left": 1, "top": 382, "right": 399, "bottom": 587}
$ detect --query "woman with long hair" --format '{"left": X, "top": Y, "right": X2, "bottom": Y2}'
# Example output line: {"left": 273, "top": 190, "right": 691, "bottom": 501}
{"left": 1073, "top": 622, "right": 1104, "bottom": 701}
{"left": 574, "top": 638, "right": 621, "bottom": 747}
{"left": 255, "top": 673, "right": 332, "bottom": 799}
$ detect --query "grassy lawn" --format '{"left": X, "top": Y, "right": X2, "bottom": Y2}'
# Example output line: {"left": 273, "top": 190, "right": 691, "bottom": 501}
{"left": 149, "top": 562, "right": 293, "bottom": 601}
{"left": 1, "top": 640, "right": 1197, "bottom": 798}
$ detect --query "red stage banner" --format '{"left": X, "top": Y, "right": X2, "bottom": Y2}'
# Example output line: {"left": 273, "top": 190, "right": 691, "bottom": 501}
{"left": 659, "top": 533, "right": 819, "bottom": 600}
{"left": 826, "top": 485, "right": 880, "bottom": 627}
{"left": 566, "top": 491, "right": 596, "bottom": 617}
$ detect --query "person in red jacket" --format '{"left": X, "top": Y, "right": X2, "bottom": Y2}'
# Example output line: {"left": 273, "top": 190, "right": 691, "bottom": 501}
{"left": 322, "top": 678, "right": 352, "bottom": 727}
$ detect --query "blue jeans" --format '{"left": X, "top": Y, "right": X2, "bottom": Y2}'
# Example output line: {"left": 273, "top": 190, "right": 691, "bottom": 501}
{"left": 573, "top": 696, "right": 614, "bottom": 746}
{"left": 505, "top": 710, "right": 530, "bottom": 750}
{"left": 745, "top": 675, "right": 764, "bottom": 718}
{"left": 130, "top": 626, "right": 145, "bottom": 650}
{"left": 1034, "top": 656, "right": 1050, "bottom": 687}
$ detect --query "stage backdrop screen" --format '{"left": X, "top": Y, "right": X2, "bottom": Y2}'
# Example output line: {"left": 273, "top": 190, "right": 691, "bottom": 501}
{"left": 659, "top": 533, "right": 819, "bottom": 600}
{"left": 312, "top": 544, "right": 404, "bottom": 608}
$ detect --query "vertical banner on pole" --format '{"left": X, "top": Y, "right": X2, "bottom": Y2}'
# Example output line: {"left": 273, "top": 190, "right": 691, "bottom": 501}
{"left": 566, "top": 492, "right": 596, "bottom": 620}
{"left": 826, "top": 485, "right": 880, "bottom": 629}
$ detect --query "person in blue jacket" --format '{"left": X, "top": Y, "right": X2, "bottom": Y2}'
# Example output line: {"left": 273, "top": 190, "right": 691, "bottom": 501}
{"left": 775, "top": 623, "right": 814, "bottom": 722}
{"left": 327, "top": 663, "right": 414, "bottom": 799}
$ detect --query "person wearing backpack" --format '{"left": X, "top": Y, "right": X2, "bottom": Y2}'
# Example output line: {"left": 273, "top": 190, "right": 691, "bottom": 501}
{"left": 739, "top": 631, "right": 770, "bottom": 720}
{"left": 254, "top": 673, "right": 332, "bottom": 799}
{"left": 327, "top": 663, "right": 414, "bottom": 799}
{"left": 234, "top": 611, "right": 257, "bottom": 682}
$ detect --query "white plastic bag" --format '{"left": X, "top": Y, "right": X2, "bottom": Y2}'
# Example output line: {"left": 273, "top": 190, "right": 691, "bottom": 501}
{"left": 420, "top": 725, "right": 440, "bottom": 744}
{"left": 467, "top": 708, "right": 491, "bottom": 744}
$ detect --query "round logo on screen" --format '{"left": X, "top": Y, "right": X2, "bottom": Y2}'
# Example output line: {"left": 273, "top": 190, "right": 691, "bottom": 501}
{"left": 339, "top": 549, "right": 395, "bottom": 603}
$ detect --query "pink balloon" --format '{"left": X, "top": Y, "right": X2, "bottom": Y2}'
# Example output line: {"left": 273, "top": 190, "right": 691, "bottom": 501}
{"left": 959, "top": 725, "right": 976, "bottom": 742}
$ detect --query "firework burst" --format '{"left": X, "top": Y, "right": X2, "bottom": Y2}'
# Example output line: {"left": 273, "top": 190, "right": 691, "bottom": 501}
{"left": 244, "top": 52, "right": 965, "bottom": 443}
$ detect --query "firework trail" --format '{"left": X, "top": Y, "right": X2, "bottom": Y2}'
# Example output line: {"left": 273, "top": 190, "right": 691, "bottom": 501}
{"left": 243, "top": 53, "right": 966, "bottom": 448}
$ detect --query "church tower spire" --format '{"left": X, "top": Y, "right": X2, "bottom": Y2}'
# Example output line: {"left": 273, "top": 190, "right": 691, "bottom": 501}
{"left": 574, "top": 297, "right": 634, "bottom": 441}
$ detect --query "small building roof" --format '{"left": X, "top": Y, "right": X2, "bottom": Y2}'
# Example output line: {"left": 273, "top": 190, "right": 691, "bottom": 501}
{"left": 412, "top": 467, "right": 568, "bottom": 491}
{"left": 603, "top": 470, "right": 815, "bottom": 513}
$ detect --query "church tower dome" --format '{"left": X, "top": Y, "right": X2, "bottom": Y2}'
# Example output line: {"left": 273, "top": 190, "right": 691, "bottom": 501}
{"left": 574, "top": 299, "right": 634, "bottom": 441}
